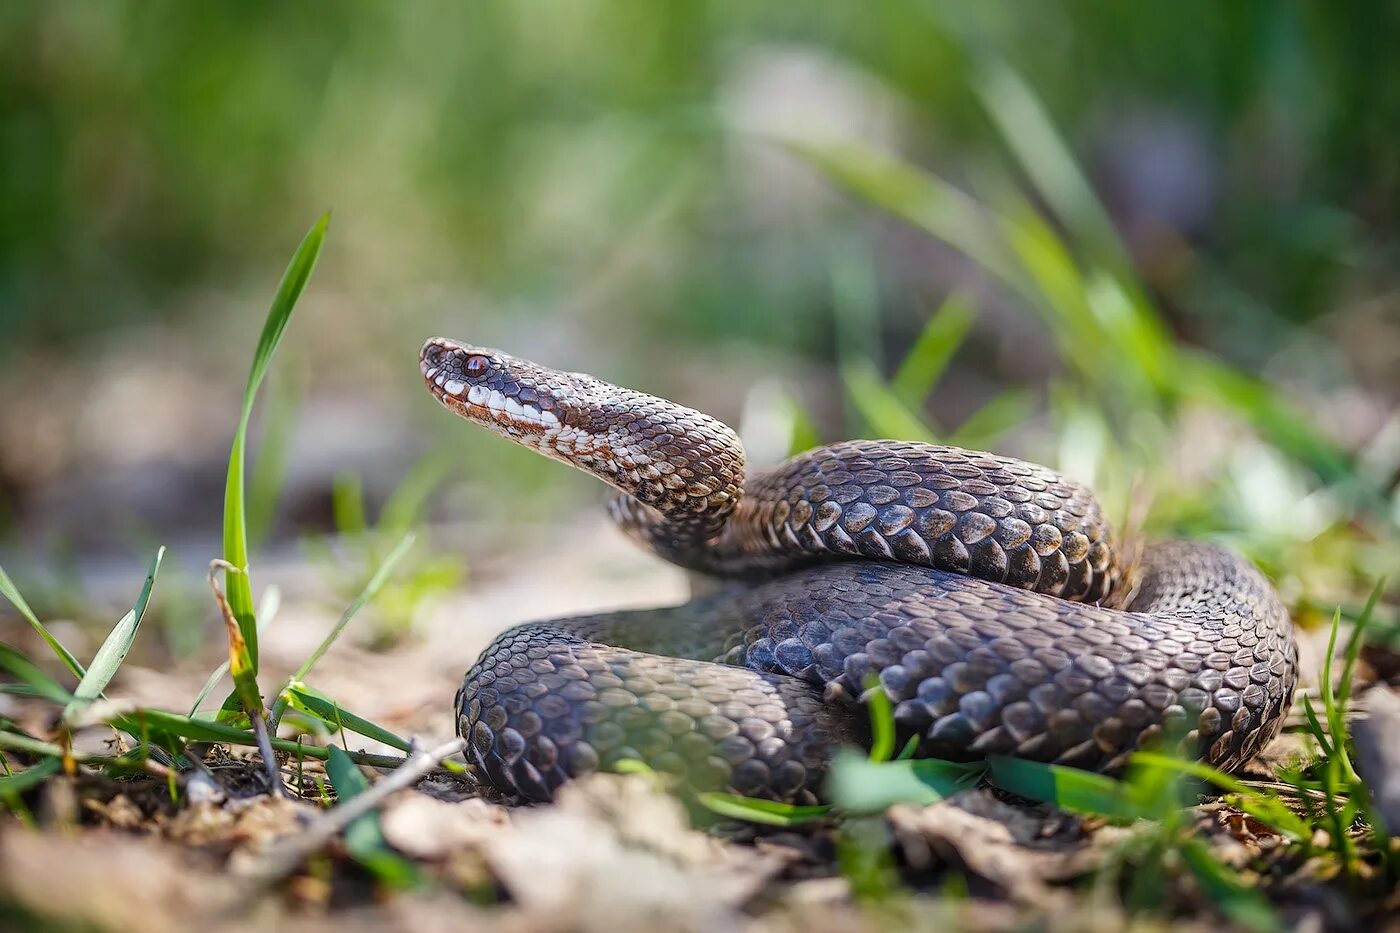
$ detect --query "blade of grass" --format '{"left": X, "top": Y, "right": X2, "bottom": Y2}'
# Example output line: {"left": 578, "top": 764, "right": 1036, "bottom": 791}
{"left": 281, "top": 685, "right": 411, "bottom": 752}
{"left": 890, "top": 291, "right": 976, "bottom": 407}
{"left": 267, "top": 532, "right": 415, "bottom": 730}
{"left": 864, "top": 677, "right": 897, "bottom": 763}
{"left": 64, "top": 547, "right": 164, "bottom": 720}
{"left": 826, "top": 750, "right": 983, "bottom": 814}
{"left": 208, "top": 562, "right": 264, "bottom": 718}
{"left": 296, "top": 532, "right": 414, "bottom": 683}
{"left": 332, "top": 471, "right": 368, "bottom": 537}
{"left": 325, "top": 745, "right": 420, "bottom": 888}
{"left": 0, "top": 729, "right": 179, "bottom": 784}
{"left": 997, "top": 203, "right": 1155, "bottom": 398}
{"left": 946, "top": 388, "right": 1035, "bottom": 452}
{"left": 1130, "top": 751, "right": 1312, "bottom": 841}
{"left": 1177, "top": 837, "right": 1280, "bottom": 933}
{"left": 842, "top": 358, "right": 939, "bottom": 443}
{"left": 0, "top": 644, "right": 75, "bottom": 704}
{"left": 114, "top": 707, "right": 404, "bottom": 768}
{"left": 223, "top": 213, "right": 329, "bottom": 671}
{"left": 971, "top": 57, "right": 1137, "bottom": 285}
{"left": 0, "top": 562, "right": 85, "bottom": 679}
{"left": 1317, "top": 608, "right": 1360, "bottom": 784}
{"left": 190, "top": 585, "right": 280, "bottom": 716}
{"left": 1337, "top": 580, "right": 1384, "bottom": 714}
{"left": 247, "top": 368, "right": 302, "bottom": 551}
{"left": 0, "top": 729, "right": 66, "bottom": 759}
{"left": 785, "top": 139, "right": 1027, "bottom": 297}
{"left": 987, "top": 755, "right": 1137, "bottom": 820}
{"left": 1300, "top": 695, "right": 1335, "bottom": 758}
{"left": 208, "top": 560, "right": 283, "bottom": 795}
{"left": 697, "top": 792, "right": 832, "bottom": 826}
{"left": 0, "top": 758, "right": 62, "bottom": 805}
{"left": 378, "top": 453, "right": 454, "bottom": 539}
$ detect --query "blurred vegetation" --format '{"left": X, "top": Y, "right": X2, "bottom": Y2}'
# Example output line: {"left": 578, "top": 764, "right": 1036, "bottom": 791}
{"left": 0, "top": 1, "right": 1395, "bottom": 633}
{"left": 1, "top": 1, "right": 1395, "bottom": 351}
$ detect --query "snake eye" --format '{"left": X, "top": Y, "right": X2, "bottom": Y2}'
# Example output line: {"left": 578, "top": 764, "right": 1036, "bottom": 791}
{"left": 464, "top": 355, "right": 490, "bottom": 377}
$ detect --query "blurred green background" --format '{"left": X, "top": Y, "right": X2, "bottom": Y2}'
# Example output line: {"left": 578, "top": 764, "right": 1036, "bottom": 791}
{"left": 0, "top": 1, "right": 1396, "bottom": 640}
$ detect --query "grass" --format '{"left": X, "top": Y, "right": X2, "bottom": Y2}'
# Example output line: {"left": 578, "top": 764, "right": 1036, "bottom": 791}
{"left": 222, "top": 213, "right": 329, "bottom": 673}
{"left": 303, "top": 453, "right": 462, "bottom": 648}
{"left": 0, "top": 215, "right": 426, "bottom": 821}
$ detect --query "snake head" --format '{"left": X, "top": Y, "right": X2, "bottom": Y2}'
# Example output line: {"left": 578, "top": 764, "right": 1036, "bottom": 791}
{"left": 420, "top": 336, "right": 746, "bottom": 546}
{"left": 419, "top": 338, "right": 575, "bottom": 445}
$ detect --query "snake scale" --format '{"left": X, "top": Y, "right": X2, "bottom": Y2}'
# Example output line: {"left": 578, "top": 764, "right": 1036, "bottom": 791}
{"left": 421, "top": 337, "right": 1298, "bottom": 803}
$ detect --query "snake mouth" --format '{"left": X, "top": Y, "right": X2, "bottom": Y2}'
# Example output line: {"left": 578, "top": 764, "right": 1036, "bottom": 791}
{"left": 420, "top": 338, "right": 562, "bottom": 434}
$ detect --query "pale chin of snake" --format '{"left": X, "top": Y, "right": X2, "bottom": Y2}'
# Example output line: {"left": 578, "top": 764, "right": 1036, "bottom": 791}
{"left": 419, "top": 336, "right": 1298, "bottom": 804}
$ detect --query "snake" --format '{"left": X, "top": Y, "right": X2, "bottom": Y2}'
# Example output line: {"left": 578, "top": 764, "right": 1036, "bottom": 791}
{"left": 420, "top": 337, "right": 1298, "bottom": 803}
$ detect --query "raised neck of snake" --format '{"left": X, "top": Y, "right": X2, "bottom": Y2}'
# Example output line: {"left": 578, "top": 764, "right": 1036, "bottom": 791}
{"left": 420, "top": 337, "right": 745, "bottom": 554}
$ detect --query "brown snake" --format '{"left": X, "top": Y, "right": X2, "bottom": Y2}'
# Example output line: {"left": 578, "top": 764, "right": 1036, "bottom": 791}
{"left": 421, "top": 337, "right": 1298, "bottom": 803}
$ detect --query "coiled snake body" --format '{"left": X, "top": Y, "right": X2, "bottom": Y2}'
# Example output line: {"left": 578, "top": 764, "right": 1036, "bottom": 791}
{"left": 421, "top": 338, "right": 1297, "bottom": 803}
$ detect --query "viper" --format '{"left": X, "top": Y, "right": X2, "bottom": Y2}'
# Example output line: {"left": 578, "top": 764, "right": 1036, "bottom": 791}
{"left": 420, "top": 337, "right": 1297, "bottom": 803}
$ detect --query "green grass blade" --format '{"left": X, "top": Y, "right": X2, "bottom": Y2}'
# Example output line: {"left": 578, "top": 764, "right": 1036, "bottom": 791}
{"left": 997, "top": 205, "right": 1150, "bottom": 395}
{"left": 1300, "top": 694, "right": 1335, "bottom": 757}
{"left": 294, "top": 532, "right": 415, "bottom": 683}
{"left": 116, "top": 707, "right": 401, "bottom": 767}
{"left": 1317, "top": 607, "right": 1359, "bottom": 783}
{"left": 697, "top": 792, "right": 832, "bottom": 826}
{"left": 864, "top": 678, "right": 897, "bottom": 763}
{"left": 190, "top": 585, "right": 280, "bottom": 716}
{"left": 827, "top": 749, "right": 983, "bottom": 814}
{"left": 946, "top": 388, "right": 1035, "bottom": 452}
{"left": 123, "top": 708, "right": 262, "bottom": 745}
{"left": 0, "top": 562, "right": 85, "bottom": 680}
{"left": 890, "top": 291, "right": 976, "bottom": 406}
{"left": 1177, "top": 837, "right": 1281, "bottom": 932}
{"left": 1338, "top": 580, "right": 1385, "bottom": 710}
{"left": 1129, "top": 752, "right": 1312, "bottom": 841}
{"left": 223, "top": 213, "right": 330, "bottom": 671}
{"left": 66, "top": 547, "right": 164, "bottom": 716}
{"left": 326, "top": 745, "right": 420, "bottom": 887}
{"left": 972, "top": 57, "right": 1136, "bottom": 285}
{"left": 0, "top": 644, "right": 75, "bottom": 705}
{"left": 787, "top": 140, "right": 1027, "bottom": 297}
{"left": 247, "top": 370, "right": 302, "bottom": 551}
{"left": 784, "top": 392, "right": 824, "bottom": 456}
{"left": 987, "top": 755, "right": 1137, "bottom": 819}
{"left": 0, "top": 758, "right": 62, "bottom": 804}
{"left": 842, "top": 359, "right": 939, "bottom": 443}
{"left": 331, "top": 471, "right": 368, "bottom": 537}
{"left": 0, "top": 729, "right": 66, "bottom": 759}
{"left": 378, "top": 453, "right": 454, "bottom": 538}
{"left": 1180, "top": 353, "right": 1359, "bottom": 489}
{"left": 209, "top": 562, "right": 265, "bottom": 723}
{"left": 282, "top": 685, "right": 411, "bottom": 752}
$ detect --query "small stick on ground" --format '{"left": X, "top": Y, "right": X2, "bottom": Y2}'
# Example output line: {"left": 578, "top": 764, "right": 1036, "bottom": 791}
{"left": 241, "top": 735, "right": 468, "bottom": 888}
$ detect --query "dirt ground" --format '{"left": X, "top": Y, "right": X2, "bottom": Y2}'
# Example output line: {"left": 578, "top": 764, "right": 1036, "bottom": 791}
{"left": 1, "top": 519, "right": 1397, "bottom": 933}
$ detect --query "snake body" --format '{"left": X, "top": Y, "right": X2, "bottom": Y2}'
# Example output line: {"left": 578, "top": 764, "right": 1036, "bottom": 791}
{"left": 420, "top": 338, "right": 1297, "bottom": 803}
